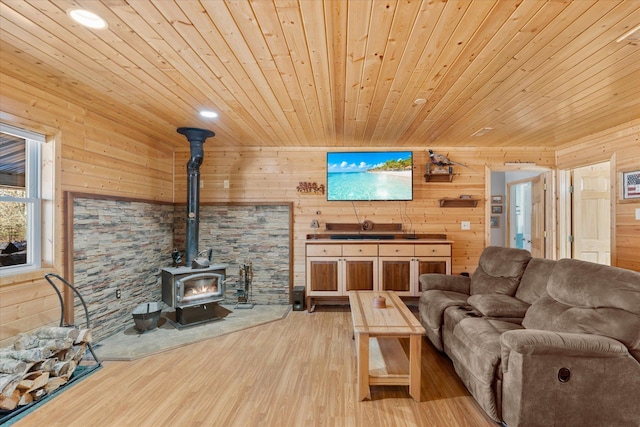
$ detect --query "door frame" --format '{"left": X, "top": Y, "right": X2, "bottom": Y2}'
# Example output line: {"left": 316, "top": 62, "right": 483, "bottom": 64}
{"left": 506, "top": 176, "right": 536, "bottom": 253}
{"left": 485, "top": 165, "right": 556, "bottom": 259}
{"left": 557, "top": 154, "right": 616, "bottom": 263}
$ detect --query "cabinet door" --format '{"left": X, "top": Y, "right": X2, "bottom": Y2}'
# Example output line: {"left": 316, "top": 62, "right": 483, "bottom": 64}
{"left": 379, "top": 257, "right": 412, "bottom": 294}
{"left": 414, "top": 257, "right": 451, "bottom": 293}
{"left": 307, "top": 257, "right": 340, "bottom": 295}
{"left": 344, "top": 257, "right": 377, "bottom": 292}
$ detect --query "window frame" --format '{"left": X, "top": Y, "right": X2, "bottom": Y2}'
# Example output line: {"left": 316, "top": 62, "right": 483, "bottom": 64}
{"left": 0, "top": 123, "right": 45, "bottom": 274}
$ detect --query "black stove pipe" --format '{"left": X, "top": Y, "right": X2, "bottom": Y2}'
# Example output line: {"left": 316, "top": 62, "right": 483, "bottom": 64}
{"left": 177, "top": 127, "right": 215, "bottom": 267}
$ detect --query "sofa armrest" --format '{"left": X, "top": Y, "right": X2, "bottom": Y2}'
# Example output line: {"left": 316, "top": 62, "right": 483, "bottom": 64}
{"left": 501, "top": 329, "right": 629, "bottom": 359}
{"left": 419, "top": 274, "right": 470, "bottom": 293}
{"left": 500, "top": 329, "right": 631, "bottom": 377}
{"left": 467, "top": 294, "right": 530, "bottom": 318}
{"left": 499, "top": 329, "right": 640, "bottom": 427}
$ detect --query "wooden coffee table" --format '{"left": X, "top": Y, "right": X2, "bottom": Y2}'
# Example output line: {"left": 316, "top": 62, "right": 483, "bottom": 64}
{"left": 348, "top": 291, "right": 426, "bottom": 401}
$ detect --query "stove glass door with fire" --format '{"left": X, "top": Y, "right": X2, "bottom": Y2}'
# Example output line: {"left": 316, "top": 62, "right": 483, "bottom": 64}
{"left": 162, "top": 265, "right": 227, "bottom": 309}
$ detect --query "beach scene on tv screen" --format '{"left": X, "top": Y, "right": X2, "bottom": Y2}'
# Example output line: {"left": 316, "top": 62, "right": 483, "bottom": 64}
{"left": 327, "top": 152, "right": 413, "bottom": 201}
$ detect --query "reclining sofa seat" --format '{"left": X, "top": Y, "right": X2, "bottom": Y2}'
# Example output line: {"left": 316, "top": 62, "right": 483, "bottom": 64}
{"left": 418, "top": 246, "right": 532, "bottom": 351}
{"left": 499, "top": 259, "right": 640, "bottom": 426}
{"left": 442, "top": 257, "right": 557, "bottom": 356}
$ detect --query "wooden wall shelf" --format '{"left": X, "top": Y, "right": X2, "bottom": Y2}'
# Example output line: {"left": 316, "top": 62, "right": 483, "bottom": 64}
{"left": 424, "top": 164, "right": 453, "bottom": 182}
{"left": 424, "top": 173, "right": 453, "bottom": 182}
{"left": 439, "top": 198, "right": 479, "bottom": 208}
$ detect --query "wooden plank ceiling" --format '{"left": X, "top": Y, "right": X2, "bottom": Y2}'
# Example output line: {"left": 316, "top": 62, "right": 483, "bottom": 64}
{"left": 0, "top": 0, "right": 639, "bottom": 149}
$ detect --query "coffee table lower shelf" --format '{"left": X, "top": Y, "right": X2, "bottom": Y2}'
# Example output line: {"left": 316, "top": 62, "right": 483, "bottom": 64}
{"left": 355, "top": 333, "right": 422, "bottom": 401}
{"left": 369, "top": 336, "right": 411, "bottom": 385}
{"left": 349, "top": 291, "right": 425, "bottom": 402}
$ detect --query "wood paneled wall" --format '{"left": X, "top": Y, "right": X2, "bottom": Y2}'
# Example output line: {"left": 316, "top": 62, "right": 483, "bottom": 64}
{"left": 556, "top": 119, "right": 640, "bottom": 271}
{"left": 0, "top": 72, "right": 175, "bottom": 347}
{"left": 2, "top": 69, "right": 637, "bottom": 347}
{"left": 174, "top": 146, "right": 555, "bottom": 288}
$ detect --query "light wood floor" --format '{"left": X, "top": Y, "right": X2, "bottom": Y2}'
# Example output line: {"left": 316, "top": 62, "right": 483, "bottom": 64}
{"left": 15, "top": 307, "right": 495, "bottom": 427}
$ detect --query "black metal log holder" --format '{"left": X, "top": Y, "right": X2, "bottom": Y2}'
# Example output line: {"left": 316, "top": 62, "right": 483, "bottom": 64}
{"left": 44, "top": 273, "right": 102, "bottom": 365}
{"left": 0, "top": 274, "right": 102, "bottom": 424}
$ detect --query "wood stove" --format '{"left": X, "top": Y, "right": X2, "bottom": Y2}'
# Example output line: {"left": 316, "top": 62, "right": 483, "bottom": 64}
{"left": 161, "top": 265, "right": 226, "bottom": 308}
{"left": 161, "top": 265, "right": 228, "bottom": 326}
{"left": 161, "top": 126, "right": 229, "bottom": 327}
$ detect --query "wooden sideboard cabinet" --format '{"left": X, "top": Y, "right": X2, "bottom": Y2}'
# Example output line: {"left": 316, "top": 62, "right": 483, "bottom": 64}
{"left": 306, "top": 243, "right": 378, "bottom": 296}
{"left": 305, "top": 239, "right": 452, "bottom": 311}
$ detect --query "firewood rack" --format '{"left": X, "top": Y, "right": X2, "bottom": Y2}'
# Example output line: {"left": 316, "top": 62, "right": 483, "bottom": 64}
{"left": 44, "top": 273, "right": 102, "bottom": 365}
{"left": 0, "top": 274, "right": 102, "bottom": 424}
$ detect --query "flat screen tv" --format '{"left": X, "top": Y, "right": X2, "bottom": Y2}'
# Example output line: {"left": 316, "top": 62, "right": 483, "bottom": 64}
{"left": 326, "top": 151, "right": 413, "bottom": 201}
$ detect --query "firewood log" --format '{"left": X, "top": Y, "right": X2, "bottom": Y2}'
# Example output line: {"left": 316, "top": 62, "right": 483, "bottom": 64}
{"left": 31, "top": 387, "right": 46, "bottom": 401}
{"left": 53, "top": 360, "right": 76, "bottom": 379}
{"left": 32, "top": 358, "right": 57, "bottom": 373}
{"left": 38, "top": 338, "right": 74, "bottom": 352}
{"left": 0, "top": 358, "right": 28, "bottom": 375}
{"left": 18, "top": 391, "right": 33, "bottom": 406}
{"left": 56, "top": 348, "right": 74, "bottom": 362}
{"left": 17, "top": 371, "right": 49, "bottom": 393}
{"left": 71, "top": 343, "right": 87, "bottom": 362}
{"left": 75, "top": 328, "right": 93, "bottom": 344}
{"left": 34, "top": 326, "right": 79, "bottom": 342}
{"left": 0, "top": 373, "right": 22, "bottom": 397}
{"left": 13, "top": 333, "right": 39, "bottom": 351}
{"left": 0, "top": 389, "right": 20, "bottom": 410}
{"left": 44, "top": 377, "right": 67, "bottom": 393}
{"left": 0, "top": 348, "right": 52, "bottom": 362}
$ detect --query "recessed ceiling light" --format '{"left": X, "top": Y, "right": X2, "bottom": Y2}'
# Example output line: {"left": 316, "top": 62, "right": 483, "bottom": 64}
{"left": 68, "top": 9, "right": 107, "bottom": 29}
{"left": 199, "top": 110, "right": 219, "bottom": 118}
{"left": 414, "top": 98, "right": 427, "bottom": 105}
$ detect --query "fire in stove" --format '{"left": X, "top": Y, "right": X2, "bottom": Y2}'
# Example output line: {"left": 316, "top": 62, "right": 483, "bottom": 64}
{"left": 181, "top": 276, "right": 219, "bottom": 302}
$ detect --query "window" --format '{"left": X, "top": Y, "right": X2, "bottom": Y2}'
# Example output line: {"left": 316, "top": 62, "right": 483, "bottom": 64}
{"left": 0, "top": 124, "right": 45, "bottom": 272}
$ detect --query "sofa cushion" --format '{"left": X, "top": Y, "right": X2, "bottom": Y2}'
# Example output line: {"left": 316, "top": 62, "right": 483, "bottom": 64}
{"left": 515, "top": 257, "right": 556, "bottom": 304}
{"left": 419, "top": 290, "right": 469, "bottom": 329}
{"left": 419, "top": 289, "right": 469, "bottom": 351}
{"left": 442, "top": 305, "right": 483, "bottom": 354}
{"left": 523, "top": 258, "right": 640, "bottom": 360}
{"left": 470, "top": 246, "right": 531, "bottom": 296}
{"left": 468, "top": 294, "right": 530, "bottom": 318}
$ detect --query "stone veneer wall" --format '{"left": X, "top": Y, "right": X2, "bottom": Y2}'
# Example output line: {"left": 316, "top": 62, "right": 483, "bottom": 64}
{"left": 173, "top": 204, "right": 291, "bottom": 305}
{"left": 72, "top": 199, "right": 291, "bottom": 342}
{"left": 73, "top": 197, "right": 174, "bottom": 341}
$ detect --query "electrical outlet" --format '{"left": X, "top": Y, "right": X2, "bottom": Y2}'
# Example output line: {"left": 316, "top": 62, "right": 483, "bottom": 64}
{"left": 461, "top": 221, "right": 471, "bottom": 230}
{"left": 224, "top": 179, "right": 229, "bottom": 189}
{"left": 200, "top": 179, "right": 204, "bottom": 189}
{"left": 116, "top": 289, "right": 121, "bottom": 299}
{"left": 636, "top": 208, "right": 640, "bottom": 220}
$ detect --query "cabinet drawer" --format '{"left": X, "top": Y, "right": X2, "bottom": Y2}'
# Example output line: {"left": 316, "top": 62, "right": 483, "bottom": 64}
{"left": 415, "top": 244, "right": 451, "bottom": 257}
{"left": 306, "top": 245, "right": 342, "bottom": 257}
{"left": 342, "top": 244, "right": 378, "bottom": 256}
{"left": 378, "top": 244, "right": 414, "bottom": 257}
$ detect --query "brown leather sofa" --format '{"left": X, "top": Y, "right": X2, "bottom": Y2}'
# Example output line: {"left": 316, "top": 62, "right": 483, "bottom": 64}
{"left": 419, "top": 246, "right": 640, "bottom": 426}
